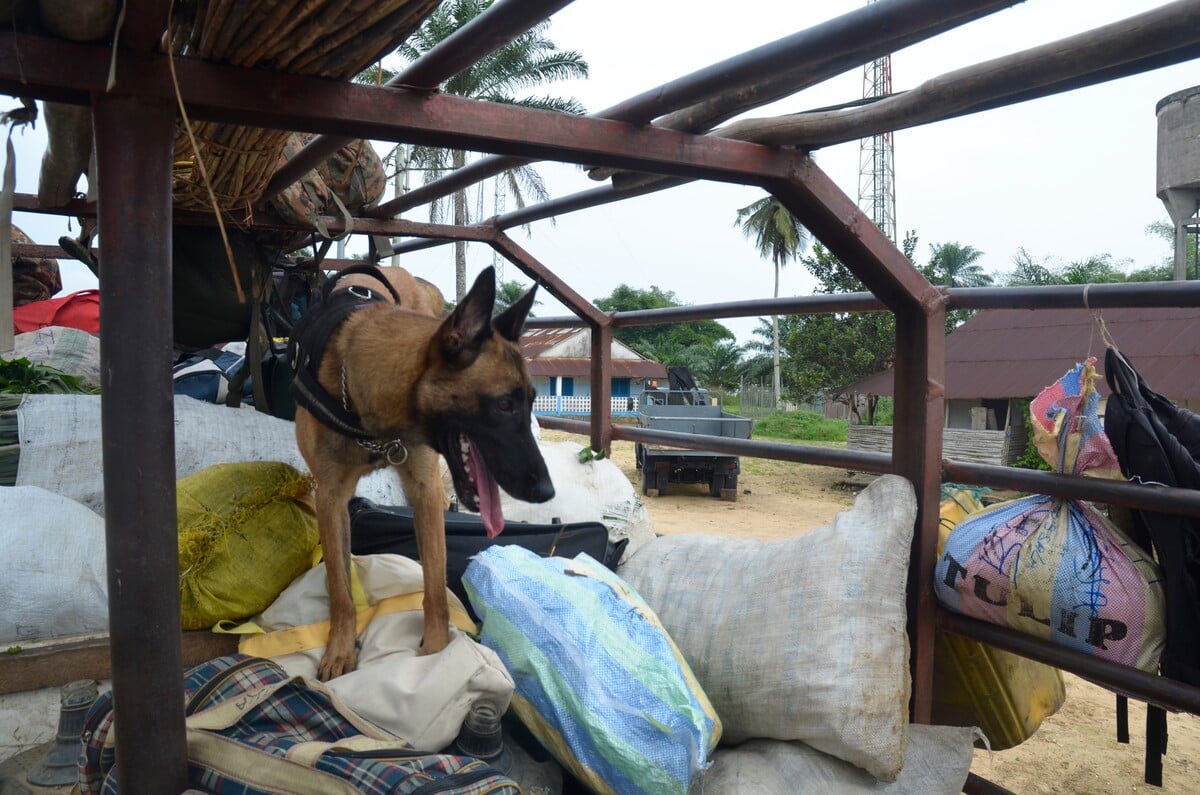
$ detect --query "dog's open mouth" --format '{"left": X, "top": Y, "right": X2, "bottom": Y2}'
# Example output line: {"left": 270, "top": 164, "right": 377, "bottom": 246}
{"left": 451, "top": 432, "right": 504, "bottom": 538}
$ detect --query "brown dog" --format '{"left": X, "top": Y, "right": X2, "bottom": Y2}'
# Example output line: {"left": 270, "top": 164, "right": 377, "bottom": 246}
{"left": 292, "top": 264, "right": 554, "bottom": 680}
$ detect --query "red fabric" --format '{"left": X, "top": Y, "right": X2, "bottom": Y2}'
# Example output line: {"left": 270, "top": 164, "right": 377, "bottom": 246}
{"left": 12, "top": 290, "right": 100, "bottom": 334}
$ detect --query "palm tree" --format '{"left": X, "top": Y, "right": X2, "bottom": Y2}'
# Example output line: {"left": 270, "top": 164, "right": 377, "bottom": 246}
{"left": 494, "top": 279, "right": 540, "bottom": 316}
{"left": 924, "top": 242, "right": 993, "bottom": 288}
{"left": 392, "top": 0, "right": 588, "bottom": 299}
{"left": 735, "top": 196, "right": 810, "bottom": 407}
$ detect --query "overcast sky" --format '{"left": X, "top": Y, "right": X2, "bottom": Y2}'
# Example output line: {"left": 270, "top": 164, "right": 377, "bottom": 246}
{"left": 10, "top": 0, "right": 1197, "bottom": 344}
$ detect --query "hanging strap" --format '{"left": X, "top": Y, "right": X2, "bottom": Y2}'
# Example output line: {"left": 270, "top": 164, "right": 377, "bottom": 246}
{"left": 1145, "top": 704, "right": 1167, "bottom": 787}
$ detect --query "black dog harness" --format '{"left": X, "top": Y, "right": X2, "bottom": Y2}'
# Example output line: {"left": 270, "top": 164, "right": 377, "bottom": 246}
{"left": 287, "top": 265, "right": 406, "bottom": 459}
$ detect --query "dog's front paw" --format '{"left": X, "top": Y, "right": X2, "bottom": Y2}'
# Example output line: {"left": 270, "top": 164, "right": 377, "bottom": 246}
{"left": 318, "top": 645, "right": 358, "bottom": 680}
{"left": 419, "top": 633, "right": 449, "bottom": 657}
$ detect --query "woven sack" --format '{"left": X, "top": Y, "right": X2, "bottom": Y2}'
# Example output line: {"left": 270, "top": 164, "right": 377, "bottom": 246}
{"left": 618, "top": 474, "right": 916, "bottom": 782}
{"left": 177, "top": 461, "right": 318, "bottom": 630}
{"left": 934, "top": 360, "right": 1166, "bottom": 673}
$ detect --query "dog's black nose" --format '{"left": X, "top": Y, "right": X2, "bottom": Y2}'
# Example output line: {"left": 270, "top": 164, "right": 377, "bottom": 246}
{"left": 530, "top": 477, "right": 555, "bottom": 503}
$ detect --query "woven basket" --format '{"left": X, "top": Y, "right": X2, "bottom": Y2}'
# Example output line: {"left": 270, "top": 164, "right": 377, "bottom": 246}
{"left": 167, "top": 0, "right": 439, "bottom": 216}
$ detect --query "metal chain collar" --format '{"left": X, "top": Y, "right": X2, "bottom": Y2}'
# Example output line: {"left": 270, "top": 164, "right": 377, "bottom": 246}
{"left": 342, "top": 364, "right": 409, "bottom": 465}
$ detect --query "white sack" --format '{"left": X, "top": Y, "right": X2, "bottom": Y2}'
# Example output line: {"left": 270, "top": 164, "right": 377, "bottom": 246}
{"left": 0, "top": 485, "right": 108, "bottom": 644}
{"left": 13, "top": 394, "right": 404, "bottom": 513}
{"left": 618, "top": 474, "right": 917, "bottom": 782}
{"left": 496, "top": 440, "right": 656, "bottom": 562}
{"left": 704, "top": 725, "right": 979, "bottom": 794}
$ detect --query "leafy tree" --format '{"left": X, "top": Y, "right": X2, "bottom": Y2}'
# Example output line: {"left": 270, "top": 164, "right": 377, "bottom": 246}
{"left": 1147, "top": 219, "right": 1199, "bottom": 279}
{"left": 1058, "top": 253, "right": 1128, "bottom": 285}
{"left": 735, "top": 195, "right": 811, "bottom": 407}
{"left": 388, "top": 0, "right": 588, "bottom": 300}
{"left": 593, "top": 284, "right": 735, "bottom": 370}
{"left": 785, "top": 242, "right": 896, "bottom": 424}
{"left": 1005, "top": 248, "right": 1061, "bottom": 286}
{"left": 494, "top": 279, "right": 540, "bottom": 316}
{"left": 923, "top": 242, "right": 993, "bottom": 288}
{"left": 692, "top": 339, "right": 747, "bottom": 393}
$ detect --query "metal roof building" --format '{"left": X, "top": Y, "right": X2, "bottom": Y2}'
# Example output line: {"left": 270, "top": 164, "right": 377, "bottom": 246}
{"left": 850, "top": 306, "right": 1200, "bottom": 404}
{"left": 519, "top": 327, "right": 667, "bottom": 380}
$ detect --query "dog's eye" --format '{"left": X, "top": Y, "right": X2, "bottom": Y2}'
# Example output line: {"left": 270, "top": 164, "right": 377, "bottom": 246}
{"left": 497, "top": 397, "right": 514, "bottom": 412}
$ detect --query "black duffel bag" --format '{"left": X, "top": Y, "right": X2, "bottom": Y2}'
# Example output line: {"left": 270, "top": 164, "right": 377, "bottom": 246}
{"left": 348, "top": 496, "right": 627, "bottom": 620}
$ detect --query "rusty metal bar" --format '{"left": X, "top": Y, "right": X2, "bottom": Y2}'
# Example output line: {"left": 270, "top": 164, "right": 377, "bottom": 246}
{"left": 261, "top": 0, "right": 577, "bottom": 203}
{"left": 890, "top": 304, "right": 947, "bottom": 725}
{"left": 0, "top": 35, "right": 800, "bottom": 186}
{"left": 946, "top": 282, "right": 1200, "bottom": 310}
{"left": 610, "top": 293, "right": 888, "bottom": 326}
{"left": 719, "top": 0, "right": 1200, "bottom": 150}
{"left": 589, "top": 324, "right": 613, "bottom": 454}
{"left": 538, "top": 416, "right": 893, "bottom": 472}
{"left": 939, "top": 611, "right": 1200, "bottom": 715}
{"left": 488, "top": 233, "right": 609, "bottom": 327}
{"left": 389, "top": 180, "right": 687, "bottom": 254}
{"left": 603, "top": 0, "right": 1022, "bottom": 127}
{"left": 771, "top": 158, "right": 938, "bottom": 312}
{"left": 375, "top": 0, "right": 1021, "bottom": 219}
{"left": 615, "top": 425, "right": 894, "bottom": 473}
{"left": 93, "top": 91, "right": 188, "bottom": 793}
{"left": 943, "top": 459, "right": 1200, "bottom": 517}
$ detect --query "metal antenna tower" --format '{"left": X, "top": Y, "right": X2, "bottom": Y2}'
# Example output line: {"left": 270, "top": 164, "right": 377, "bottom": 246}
{"left": 858, "top": 3, "right": 897, "bottom": 243}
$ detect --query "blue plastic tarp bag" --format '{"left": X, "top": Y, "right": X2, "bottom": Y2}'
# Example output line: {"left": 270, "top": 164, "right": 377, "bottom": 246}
{"left": 463, "top": 545, "right": 721, "bottom": 795}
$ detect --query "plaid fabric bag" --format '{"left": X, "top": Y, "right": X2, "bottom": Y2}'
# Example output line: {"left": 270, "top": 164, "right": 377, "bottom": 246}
{"left": 79, "top": 654, "right": 522, "bottom": 795}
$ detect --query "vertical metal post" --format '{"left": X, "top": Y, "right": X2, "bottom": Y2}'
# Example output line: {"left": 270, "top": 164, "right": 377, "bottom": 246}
{"left": 890, "top": 301, "right": 946, "bottom": 724}
{"left": 93, "top": 93, "right": 187, "bottom": 791}
{"left": 589, "top": 323, "right": 613, "bottom": 454}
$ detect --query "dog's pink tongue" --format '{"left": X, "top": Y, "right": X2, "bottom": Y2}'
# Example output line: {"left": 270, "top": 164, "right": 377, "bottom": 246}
{"left": 467, "top": 440, "right": 505, "bottom": 538}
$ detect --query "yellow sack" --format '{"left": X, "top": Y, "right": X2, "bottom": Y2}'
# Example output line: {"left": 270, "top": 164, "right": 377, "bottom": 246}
{"left": 932, "top": 487, "right": 1066, "bottom": 750}
{"left": 178, "top": 461, "right": 318, "bottom": 630}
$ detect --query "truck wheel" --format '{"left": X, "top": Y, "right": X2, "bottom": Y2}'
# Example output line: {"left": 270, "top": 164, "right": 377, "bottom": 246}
{"left": 709, "top": 473, "right": 724, "bottom": 498}
{"left": 654, "top": 469, "right": 669, "bottom": 497}
{"left": 721, "top": 474, "right": 739, "bottom": 502}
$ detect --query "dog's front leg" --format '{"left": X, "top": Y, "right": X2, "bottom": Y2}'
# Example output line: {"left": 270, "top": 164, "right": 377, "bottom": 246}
{"left": 399, "top": 447, "right": 451, "bottom": 655}
{"left": 314, "top": 473, "right": 360, "bottom": 680}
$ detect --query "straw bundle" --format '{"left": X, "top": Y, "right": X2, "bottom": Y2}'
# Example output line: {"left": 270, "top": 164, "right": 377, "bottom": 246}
{"left": 167, "top": 0, "right": 439, "bottom": 217}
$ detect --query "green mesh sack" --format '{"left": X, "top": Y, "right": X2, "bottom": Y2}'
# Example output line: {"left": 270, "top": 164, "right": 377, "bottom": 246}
{"left": 178, "top": 461, "right": 318, "bottom": 630}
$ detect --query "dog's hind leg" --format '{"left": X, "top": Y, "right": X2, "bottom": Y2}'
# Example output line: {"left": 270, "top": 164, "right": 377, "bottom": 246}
{"left": 397, "top": 446, "right": 452, "bottom": 655}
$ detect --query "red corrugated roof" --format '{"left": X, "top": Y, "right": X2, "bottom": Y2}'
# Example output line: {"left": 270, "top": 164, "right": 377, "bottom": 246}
{"left": 518, "top": 327, "right": 579, "bottom": 358}
{"left": 519, "top": 328, "right": 666, "bottom": 379}
{"left": 849, "top": 307, "right": 1200, "bottom": 400}
{"left": 526, "top": 357, "right": 667, "bottom": 378}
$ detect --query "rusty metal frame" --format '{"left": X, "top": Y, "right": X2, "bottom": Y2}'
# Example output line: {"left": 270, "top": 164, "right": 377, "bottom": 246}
{"left": 0, "top": 1, "right": 1198, "bottom": 790}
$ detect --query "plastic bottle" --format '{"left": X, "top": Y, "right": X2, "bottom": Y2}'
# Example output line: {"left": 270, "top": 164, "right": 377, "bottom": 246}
{"left": 452, "top": 702, "right": 562, "bottom": 795}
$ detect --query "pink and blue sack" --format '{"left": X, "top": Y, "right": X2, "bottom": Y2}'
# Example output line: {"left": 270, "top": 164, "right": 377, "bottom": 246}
{"left": 934, "top": 359, "right": 1165, "bottom": 672}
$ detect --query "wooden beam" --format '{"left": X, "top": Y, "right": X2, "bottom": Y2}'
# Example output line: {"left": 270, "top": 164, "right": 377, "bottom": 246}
{"left": 0, "top": 632, "right": 239, "bottom": 695}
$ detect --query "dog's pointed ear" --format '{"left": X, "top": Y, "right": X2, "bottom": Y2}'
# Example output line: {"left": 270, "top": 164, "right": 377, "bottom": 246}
{"left": 439, "top": 267, "right": 496, "bottom": 361}
{"left": 493, "top": 283, "right": 538, "bottom": 342}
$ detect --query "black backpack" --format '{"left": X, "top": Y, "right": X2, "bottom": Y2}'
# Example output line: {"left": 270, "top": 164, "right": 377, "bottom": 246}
{"left": 1102, "top": 346, "right": 1200, "bottom": 786}
{"left": 1103, "top": 346, "right": 1200, "bottom": 687}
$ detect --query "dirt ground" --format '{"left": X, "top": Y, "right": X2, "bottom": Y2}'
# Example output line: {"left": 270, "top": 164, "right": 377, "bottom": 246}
{"left": 542, "top": 430, "right": 1200, "bottom": 794}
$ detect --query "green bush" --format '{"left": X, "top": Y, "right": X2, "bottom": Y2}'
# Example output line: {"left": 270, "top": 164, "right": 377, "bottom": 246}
{"left": 1011, "top": 398, "right": 1052, "bottom": 472}
{"left": 752, "top": 410, "right": 847, "bottom": 442}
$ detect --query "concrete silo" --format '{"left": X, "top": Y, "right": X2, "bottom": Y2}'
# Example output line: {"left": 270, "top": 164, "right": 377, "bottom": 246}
{"left": 1157, "top": 85, "right": 1200, "bottom": 280}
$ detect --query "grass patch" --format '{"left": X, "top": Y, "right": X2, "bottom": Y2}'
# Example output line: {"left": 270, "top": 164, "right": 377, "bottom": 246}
{"left": 751, "top": 410, "right": 847, "bottom": 443}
